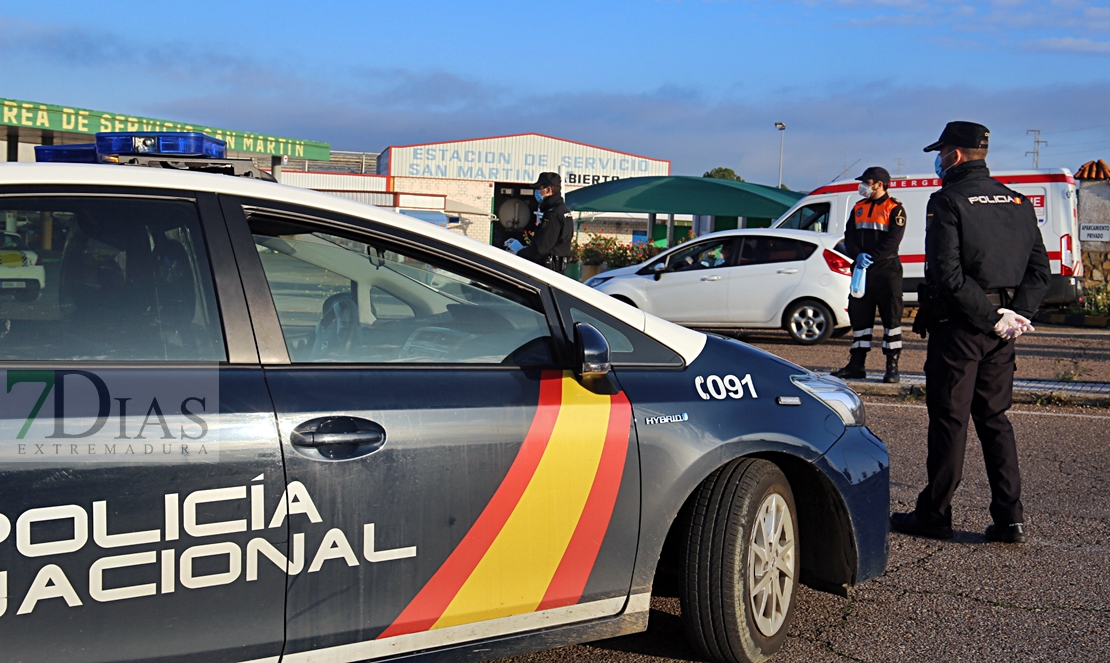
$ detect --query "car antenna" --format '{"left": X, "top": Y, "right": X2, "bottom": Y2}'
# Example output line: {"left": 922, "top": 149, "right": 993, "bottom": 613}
{"left": 829, "top": 159, "right": 861, "bottom": 183}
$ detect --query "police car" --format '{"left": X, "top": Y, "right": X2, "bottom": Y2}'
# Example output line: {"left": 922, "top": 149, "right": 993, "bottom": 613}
{"left": 0, "top": 133, "right": 888, "bottom": 663}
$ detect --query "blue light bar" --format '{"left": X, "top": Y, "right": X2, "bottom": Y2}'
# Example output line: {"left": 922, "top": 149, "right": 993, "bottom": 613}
{"left": 35, "top": 144, "right": 99, "bottom": 163}
{"left": 95, "top": 132, "right": 227, "bottom": 158}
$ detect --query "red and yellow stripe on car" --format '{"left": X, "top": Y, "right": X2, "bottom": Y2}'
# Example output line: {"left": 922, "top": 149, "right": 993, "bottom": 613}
{"left": 378, "top": 370, "right": 632, "bottom": 639}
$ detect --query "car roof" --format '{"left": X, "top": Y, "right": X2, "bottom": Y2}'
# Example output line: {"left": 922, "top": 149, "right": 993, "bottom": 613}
{"left": 0, "top": 163, "right": 706, "bottom": 363}
{"left": 662, "top": 227, "right": 842, "bottom": 249}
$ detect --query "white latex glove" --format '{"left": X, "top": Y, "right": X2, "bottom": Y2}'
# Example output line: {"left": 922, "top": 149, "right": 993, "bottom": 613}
{"left": 994, "top": 308, "right": 1034, "bottom": 340}
{"left": 503, "top": 238, "right": 525, "bottom": 254}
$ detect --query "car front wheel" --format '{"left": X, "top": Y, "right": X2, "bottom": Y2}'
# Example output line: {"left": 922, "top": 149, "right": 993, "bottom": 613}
{"left": 682, "top": 458, "right": 799, "bottom": 663}
{"left": 784, "top": 300, "right": 833, "bottom": 345}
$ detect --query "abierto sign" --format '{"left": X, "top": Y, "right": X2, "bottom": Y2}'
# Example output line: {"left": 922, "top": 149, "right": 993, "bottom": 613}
{"left": 1080, "top": 223, "right": 1110, "bottom": 242}
{"left": 2, "top": 97, "right": 330, "bottom": 161}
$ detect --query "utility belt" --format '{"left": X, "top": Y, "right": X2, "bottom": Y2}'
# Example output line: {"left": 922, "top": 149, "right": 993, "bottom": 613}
{"left": 913, "top": 285, "right": 1016, "bottom": 338}
{"left": 984, "top": 288, "right": 1015, "bottom": 308}
{"left": 544, "top": 255, "right": 569, "bottom": 273}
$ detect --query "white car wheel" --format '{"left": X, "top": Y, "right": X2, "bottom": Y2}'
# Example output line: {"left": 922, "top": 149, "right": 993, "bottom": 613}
{"left": 785, "top": 300, "right": 833, "bottom": 345}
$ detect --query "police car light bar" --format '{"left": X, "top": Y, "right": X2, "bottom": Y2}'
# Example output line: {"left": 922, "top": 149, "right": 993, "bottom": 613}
{"left": 96, "top": 132, "right": 226, "bottom": 159}
{"left": 33, "top": 144, "right": 99, "bottom": 163}
{"left": 34, "top": 132, "right": 227, "bottom": 163}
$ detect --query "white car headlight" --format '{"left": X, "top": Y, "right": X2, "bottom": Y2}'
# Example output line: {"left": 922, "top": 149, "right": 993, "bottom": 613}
{"left": 791, "top": 374, "right": 866, "bottom": 426}
{"left": 585, "top": 275, "right": 614, "bottom": 288}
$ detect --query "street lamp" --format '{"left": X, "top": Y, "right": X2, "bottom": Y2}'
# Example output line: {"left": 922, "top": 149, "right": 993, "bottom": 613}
{"left": 775, "top": 122, "right": 787, "bottom": 188}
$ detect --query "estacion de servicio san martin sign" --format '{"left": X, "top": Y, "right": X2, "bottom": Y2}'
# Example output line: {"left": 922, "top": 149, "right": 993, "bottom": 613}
{"left": 379, "top": 133, "right": 670, "bottom": 184}
{"left": 2, "top": 98, "right": 330, "bottom": 162}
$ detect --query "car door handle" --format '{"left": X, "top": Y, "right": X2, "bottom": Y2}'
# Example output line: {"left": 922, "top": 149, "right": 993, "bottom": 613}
{"left": 292, "top": 430, "right": 383, "bottom": 447}
{"left": 701, "top": 275, "right": 722, "bottom": 281}
{"left": 290, "top": 416, "right": 386, "bottom": 460}
{"left": 777, "top": 268, "right": 799, "bottom": 274}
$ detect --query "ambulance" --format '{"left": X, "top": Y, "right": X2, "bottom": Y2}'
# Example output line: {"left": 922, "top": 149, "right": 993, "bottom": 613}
{"left": 773, "top": 169, "right": 1082, "bottom": 304}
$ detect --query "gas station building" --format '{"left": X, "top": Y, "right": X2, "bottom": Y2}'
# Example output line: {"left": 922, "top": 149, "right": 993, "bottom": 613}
{"left": 2, "top": 97, "right": 683, "bottom": 248}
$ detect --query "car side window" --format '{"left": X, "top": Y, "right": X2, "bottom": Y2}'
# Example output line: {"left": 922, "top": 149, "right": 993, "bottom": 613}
{"left": 552, "top": 290, "right": 683, "bottom": 367}
{"left": 737, "top": 237, "right": 817, "bottom": 265}
{"left": 777, "top": 203, "right": 831, "bottom": 232}
{"left": 250, "top": 217, "right": 556, "bottom": 365}
{"left": 666, "top": 239, "right": 737, "bottom": 272}
{"left": 0, "top": 196, "right": 225, "bottom": 361}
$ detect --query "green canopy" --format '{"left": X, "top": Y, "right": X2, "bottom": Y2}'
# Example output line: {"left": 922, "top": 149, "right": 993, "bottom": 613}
{"left": 565, "top": 176, "right": 804, "bottom": 218}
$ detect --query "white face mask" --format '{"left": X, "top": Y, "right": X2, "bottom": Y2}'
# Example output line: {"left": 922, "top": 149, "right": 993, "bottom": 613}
{"left": 858, "top": 182, "right": 873, "bottom": 198}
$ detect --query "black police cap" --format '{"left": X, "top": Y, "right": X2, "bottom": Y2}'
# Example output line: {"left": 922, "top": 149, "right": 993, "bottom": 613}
{"left": 855, "top": 166, "right": 891, "bottom": 186}
{"left": 924, "top": 121, "right": 990, "bottom": 152}
{"left": 534, "top": 172, "right": 561, "bottom": 189}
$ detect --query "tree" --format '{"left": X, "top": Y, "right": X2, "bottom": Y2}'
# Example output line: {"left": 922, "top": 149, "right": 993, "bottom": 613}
{"left": 703, "top": 167, "right": 744, "bottom": 181}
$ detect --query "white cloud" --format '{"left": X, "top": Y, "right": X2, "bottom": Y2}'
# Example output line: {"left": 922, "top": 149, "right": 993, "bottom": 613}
{"left": 1026, "top": 36, "right": 1110, "bottom": 52}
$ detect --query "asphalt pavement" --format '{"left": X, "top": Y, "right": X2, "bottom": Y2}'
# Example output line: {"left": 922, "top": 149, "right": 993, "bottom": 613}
{"left": 498, "top": 396, "right": 1110, "bottom": 663}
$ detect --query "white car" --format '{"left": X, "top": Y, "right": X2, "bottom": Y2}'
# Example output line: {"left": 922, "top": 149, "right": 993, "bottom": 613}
{"left": 0, "top": 231, "right": 45, "bottom": 302}
{"left": 586, "top": 228, "right": 852, "bottom": 344}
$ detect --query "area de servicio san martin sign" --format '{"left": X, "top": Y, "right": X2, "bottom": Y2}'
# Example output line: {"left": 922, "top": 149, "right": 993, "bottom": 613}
{"left": 2, "top": 98, "right": 330, "bottom": 161}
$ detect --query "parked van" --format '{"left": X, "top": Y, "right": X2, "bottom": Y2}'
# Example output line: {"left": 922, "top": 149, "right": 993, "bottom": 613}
{"left": 773, "top": 169, "right": 1081, "bottom": 304}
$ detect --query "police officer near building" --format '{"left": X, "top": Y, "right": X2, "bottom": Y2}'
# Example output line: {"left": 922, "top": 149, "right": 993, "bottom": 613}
{"left": 506, "top": 171, "right": 574, "bottom": 272}
{"left": 832, "top": 166, "right": 907, "bottom": 383}
{"left": 891, "top": 121, "right": 1050, "bottom": 544}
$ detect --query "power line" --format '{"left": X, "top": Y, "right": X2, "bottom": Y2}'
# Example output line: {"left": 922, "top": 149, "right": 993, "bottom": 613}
{"left": 1035, "top": 147, "right": 1110, "bottom": 158}
{"left": 1044, "top": 138, "right": 1110, "bottom": 149}
{"left": 1044, "top": 122, "right": 1110, "bottom": 135}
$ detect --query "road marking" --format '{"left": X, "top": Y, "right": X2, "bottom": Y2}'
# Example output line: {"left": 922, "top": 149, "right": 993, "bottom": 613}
{"left": 866, "top": 402, "right": 1110, "bottom": 420}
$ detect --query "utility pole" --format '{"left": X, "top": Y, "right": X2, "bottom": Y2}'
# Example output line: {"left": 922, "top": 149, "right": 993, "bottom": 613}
{"left": 775, "top": 122, "right": 786, "bottom": 188}
{"left": 893, "top": 158, "right": 905, "bottom": 175}
{"left": 1026, "top": 129, "right": 1047, "bottom": 169}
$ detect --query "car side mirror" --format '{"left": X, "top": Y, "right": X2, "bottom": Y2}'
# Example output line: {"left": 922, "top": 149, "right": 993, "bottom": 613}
{"left": 574, "top": 323, "right": 617, "bottom": 394}
{"left": 653, "top": 262, "right": 666, "bottom": 281}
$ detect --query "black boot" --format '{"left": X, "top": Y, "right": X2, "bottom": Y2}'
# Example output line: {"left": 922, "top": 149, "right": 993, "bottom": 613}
{"left": 883, "top": 351, "right": 900, "bottom": 384}
{"left": 832, "top": 350, "right": 867, "bottom": 380}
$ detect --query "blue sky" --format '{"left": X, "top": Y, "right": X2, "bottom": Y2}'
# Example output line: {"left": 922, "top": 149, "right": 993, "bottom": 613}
{"left": 3, "top": 0, "right": 1110, "bottom": 189}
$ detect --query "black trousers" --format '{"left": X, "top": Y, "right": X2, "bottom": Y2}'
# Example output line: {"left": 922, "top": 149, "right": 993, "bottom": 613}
{"left": 848, "top": 262, "right": 903, "bottom": 356}
{"left": 915, "top": 319, "right": 1023, "bottom": 527}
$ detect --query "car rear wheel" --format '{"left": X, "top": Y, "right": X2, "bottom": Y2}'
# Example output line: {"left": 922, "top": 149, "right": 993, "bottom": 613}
{"left": 682, "top": 458, "right": 799, "bottom": 663}
{"left": 784, "top": 300, "right": 833, "bottom": 345}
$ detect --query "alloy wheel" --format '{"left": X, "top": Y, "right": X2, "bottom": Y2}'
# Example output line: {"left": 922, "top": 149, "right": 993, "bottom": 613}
{"left": 789, "top": 305, "right": 827, "bottom": 342}
{"left": 747, "top": 493, "right": 796, "bottom": 637}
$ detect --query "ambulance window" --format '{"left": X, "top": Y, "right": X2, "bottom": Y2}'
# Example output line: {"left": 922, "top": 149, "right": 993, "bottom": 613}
{"left": 0, "top": 196, "right": 225, "bottom": 361}
{"left": 778, "top": 202, "right": 831, "bottom": 232}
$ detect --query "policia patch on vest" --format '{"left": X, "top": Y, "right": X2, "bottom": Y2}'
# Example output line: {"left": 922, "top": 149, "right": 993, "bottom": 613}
{"left": 894, "top": 208, "right": 906, "bottom": 226}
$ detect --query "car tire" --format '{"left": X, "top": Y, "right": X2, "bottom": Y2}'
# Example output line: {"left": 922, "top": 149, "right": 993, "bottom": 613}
{"left": 610, "top": 295, "right": 638, "bottom": 308}
{"left": 681, "top": 458, "right": 799, "bottom": 663}
{"left": 783, "top": 300, "right": 833, "bottom": 345}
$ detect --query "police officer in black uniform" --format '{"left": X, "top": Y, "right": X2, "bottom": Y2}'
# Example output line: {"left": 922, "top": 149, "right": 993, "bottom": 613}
{"left": 891, "top": 122, "right": 1050, "bottom": 544}
{"left": 832, "top": 166, "right": 907, "bottom": 383}
{"left": 512, "top": 172, "right": 574, "bottom": 272}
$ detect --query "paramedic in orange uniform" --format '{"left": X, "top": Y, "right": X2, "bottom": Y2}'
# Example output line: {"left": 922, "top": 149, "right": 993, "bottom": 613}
{"left": 832, "top": 166, "right": 907, "bottom": 383}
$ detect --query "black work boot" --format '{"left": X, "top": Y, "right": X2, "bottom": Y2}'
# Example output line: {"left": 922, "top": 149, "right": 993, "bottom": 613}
{"left": 831, "top": 350, "right": 867, "bottom": 380}
{"left": 883, "top": 351, "right": 901, "bottom": 383}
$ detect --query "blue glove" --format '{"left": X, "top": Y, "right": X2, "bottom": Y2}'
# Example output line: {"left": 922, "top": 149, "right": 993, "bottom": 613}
{"left": 503, "top": 238, "right": 525, "bottom": 254}
{"left": 856, "top": 253, "right": 874, "bottom": 269}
